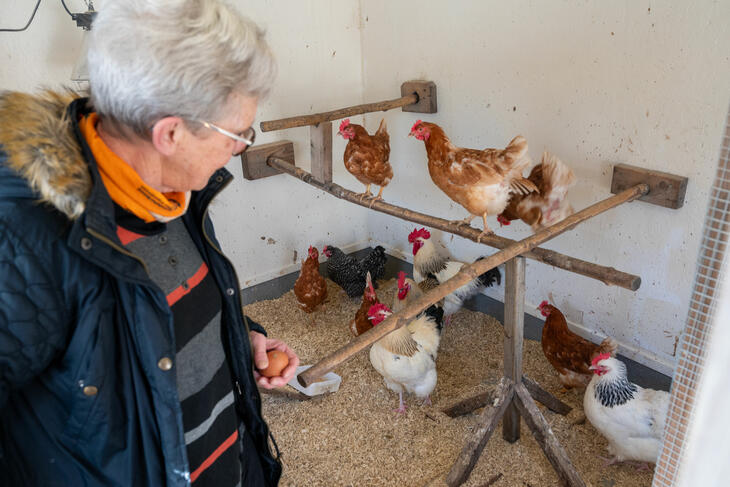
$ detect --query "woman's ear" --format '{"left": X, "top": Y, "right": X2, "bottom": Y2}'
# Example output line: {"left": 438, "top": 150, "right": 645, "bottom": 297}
{"left": 151, "top": 116, "right": 186, "bottom": 156}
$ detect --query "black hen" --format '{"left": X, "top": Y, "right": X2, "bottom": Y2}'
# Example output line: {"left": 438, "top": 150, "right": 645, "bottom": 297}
{"left": 361, "top": 245, "right": 387, "bottom": 283}
{"left": 323, "top": 245, "right": 388, "bottom": 298}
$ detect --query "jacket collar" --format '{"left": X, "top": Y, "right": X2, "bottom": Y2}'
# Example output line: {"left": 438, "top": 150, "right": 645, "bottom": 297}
{"left": 0, "top": 90, "right": 90, "bottom": 219}
{"left": 0, "top": 90, "right": 233, "bottom": 228}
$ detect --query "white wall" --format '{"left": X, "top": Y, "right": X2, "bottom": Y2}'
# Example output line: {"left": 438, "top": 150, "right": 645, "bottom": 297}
{"left": 2, "top": 0, "right": 729, "bottom": 375}
{"left": 358, "top": 0, "right": 730, "bottom": 375}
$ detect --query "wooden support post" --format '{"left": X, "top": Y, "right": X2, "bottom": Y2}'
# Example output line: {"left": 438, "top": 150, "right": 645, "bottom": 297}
{"left": 445, "top": 378, "right": 514, "bottom": 487}
{"left": 310, "top": 122, "right": 332, "bottom": 184}
{"left": 514, "top": 384, "right": 586, "bottom": 487}
{"left": 502, "top": 257, "right": 525, "bottom": 443}
{"left": 267, "top": 157, "right": 643, "bottom": 290}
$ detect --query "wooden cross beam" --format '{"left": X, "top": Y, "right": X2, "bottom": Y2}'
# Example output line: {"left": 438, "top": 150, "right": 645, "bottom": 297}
{"left": 259, "top": 80, "right": 437, "bottom": 132}
{"left": 260, "top": 155, "right": 642, "bottom": 290}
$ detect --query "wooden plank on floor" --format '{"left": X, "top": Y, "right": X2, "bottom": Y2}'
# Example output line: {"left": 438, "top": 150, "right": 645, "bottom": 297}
{"left": 514, "top": 383, "right": 586, "bottom": 487}
{"left": 522, "top": 375, "right": 572, "bottom": 416}
{"left": 445, "top": 378, "right": 514, "bottom": 487}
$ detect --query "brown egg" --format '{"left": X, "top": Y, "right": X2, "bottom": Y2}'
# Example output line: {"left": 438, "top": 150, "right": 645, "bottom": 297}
{"left": 259, "top": 350, "right": 289, "bottom": 378}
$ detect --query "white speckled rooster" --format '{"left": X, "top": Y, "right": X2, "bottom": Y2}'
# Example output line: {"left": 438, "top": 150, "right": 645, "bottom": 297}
{"left": 367, "top": 303, "right": 443, "bottom": 414}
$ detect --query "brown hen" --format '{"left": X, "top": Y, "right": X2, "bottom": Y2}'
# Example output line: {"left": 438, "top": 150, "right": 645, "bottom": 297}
{"left": 539, "top": 300, "right": 618, "bottom": 389}
{"left": 409, "top": 120, "right": 537, "bottom": 238}
{"left": 338, "top": 118, "right": 392, "bottom": 200}
{"left": 498, "top": 151, "right": 575, "bottom": 231}
{"left": 350, "top": 271, "right": 379, "bottom": 336}
{"left": 294, "top": 246, "right": 327, "bottom": 319}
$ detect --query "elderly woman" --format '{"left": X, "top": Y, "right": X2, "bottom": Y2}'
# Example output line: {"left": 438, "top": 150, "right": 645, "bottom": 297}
{"left": 0, "top": 1, "right": 298, "bottom": 486}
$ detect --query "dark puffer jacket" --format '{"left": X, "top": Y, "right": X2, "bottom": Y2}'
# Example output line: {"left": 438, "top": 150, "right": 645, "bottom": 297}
{"left": 0, "top": 91, "right": 282, "bottom": 486}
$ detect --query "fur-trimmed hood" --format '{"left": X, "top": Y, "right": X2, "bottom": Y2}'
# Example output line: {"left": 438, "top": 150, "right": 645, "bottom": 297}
{"left": 0, "top": 90, "right": 90, "bottom": 219}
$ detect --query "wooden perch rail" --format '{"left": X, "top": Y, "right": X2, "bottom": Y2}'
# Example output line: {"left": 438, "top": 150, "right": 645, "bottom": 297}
{"left": 267, "top": 156, "right": 643, "bottom": 290}
{"left": 297, "top": 182, "right": 649, "bottom": 387}
{"left": 260, "top": 93, "right": 417, "bottom": 132}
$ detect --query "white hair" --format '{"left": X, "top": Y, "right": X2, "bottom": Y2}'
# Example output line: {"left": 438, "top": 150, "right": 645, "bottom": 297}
{"left": 87, "top": 0, "right": 276, "bottom": 138}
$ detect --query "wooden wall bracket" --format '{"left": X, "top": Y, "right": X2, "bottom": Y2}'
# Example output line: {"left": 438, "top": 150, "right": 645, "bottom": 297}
{"left": 400, "top": 80, "right": 438, "bottom": 113}
{"left": 240, "top": 140, "right": 294, "bottom": 181}
{"left": 611, "top": 163, "right": 688, "bottom": 209}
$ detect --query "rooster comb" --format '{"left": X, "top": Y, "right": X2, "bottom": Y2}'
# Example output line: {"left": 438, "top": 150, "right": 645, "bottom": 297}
{"left": 339, "top": 119, "right": 350, "bottom": 132}
{"left": 411, "top": 120, "right": 423, "bottom": 133}
{"left": 408, "top": 227, "right": 431, "bottom": 243}
{"left": 397, "top": 271, "right": 407, "bottom": 288}
{"left": 591, "top": 352, "right": 611, "bottom": 367}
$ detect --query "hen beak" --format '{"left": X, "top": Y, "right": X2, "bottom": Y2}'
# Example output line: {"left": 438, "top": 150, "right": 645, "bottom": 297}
{"left": 588, "top": 365, "right": 597, "bottom": 371}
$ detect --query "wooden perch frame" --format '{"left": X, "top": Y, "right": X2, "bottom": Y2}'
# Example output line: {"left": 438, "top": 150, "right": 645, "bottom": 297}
{"left": 245, "top": 83, "right": 685, "bottom": 486}
{"left": 296, "top": 182, "right": 648, "bottom": 388}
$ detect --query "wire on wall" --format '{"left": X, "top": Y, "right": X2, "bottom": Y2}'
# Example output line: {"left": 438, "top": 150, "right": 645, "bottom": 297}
{"left": 0, "top": 0, "right": 42, "bottom": 32}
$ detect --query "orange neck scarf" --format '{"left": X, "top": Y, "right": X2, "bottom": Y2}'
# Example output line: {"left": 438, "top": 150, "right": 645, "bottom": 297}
{"left": 79, "top": 112, "right": 190, "bottom": 223}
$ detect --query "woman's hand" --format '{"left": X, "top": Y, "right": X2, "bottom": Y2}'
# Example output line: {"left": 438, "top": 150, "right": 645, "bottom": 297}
{"left": 249, "top": 331, "right": 300, "bottom": 389}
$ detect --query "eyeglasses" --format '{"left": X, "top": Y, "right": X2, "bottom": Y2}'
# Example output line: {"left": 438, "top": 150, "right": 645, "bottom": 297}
{"left": 195, "top": 120, "right": 256, "bottom": 155}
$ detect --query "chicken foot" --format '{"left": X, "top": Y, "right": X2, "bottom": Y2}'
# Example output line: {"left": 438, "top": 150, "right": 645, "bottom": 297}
{"left": 476, "top": 213, "right": 495, "bottom": 242}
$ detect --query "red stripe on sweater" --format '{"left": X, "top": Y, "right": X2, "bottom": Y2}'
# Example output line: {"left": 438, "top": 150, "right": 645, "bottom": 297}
{"left": 166, "top": 262, "right": 208, "bottom": 306}
{"left": 190, "top": 429, "right": 239, "bottom": 483}
{"left": 116, "top": 226, "right": 145, "bottom": 245}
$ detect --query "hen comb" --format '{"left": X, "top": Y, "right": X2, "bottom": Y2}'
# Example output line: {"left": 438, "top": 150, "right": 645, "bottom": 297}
{"left": 397, "top": 271, "right": 407, "bottom": 289}
{"left": 591, "top": 352, "right": 611, "bottom": 367}
{"left": 411, "top": 119, "right": 423, "bottom": 133}
{"left": 539, "top": 300, "right": 549, "bottom": 308}
{"left": 408, "top": 227, "right": 431, "bottom": 243}
{"left": 339, "top": 119, "right": 350, "bottom": 132}
{"left": 368, "top": 302, "right": 391, "bottom": 317}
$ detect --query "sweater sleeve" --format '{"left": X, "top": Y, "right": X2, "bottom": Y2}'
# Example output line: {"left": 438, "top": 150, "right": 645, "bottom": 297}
{"left": 0, "top": 221, "right": 69, "bottom": 409}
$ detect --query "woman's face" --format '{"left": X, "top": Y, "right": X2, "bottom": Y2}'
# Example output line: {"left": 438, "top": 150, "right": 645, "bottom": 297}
{"left": 166, "top": 93, "right": 258, "bottom": 192}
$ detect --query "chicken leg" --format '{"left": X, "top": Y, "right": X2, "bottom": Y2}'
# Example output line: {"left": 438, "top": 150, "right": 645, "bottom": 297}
{"left": 394, "top": 391, "right": 407, "bottom": 415}
{"left": 476, "top": 213, "right": 495, "bottom": 242}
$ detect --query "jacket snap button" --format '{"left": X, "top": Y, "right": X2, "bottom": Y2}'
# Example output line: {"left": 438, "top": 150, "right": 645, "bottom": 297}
{"left": 81, "top": 237, "right": 93, "bottom": 250}
{"left": 83, "top": 385, "right": 98, "bottom": 396}
{"left": 226, "top": 288, "right": 235, "bottom": 296}
{"left": 168, "top": 256, "right": 178, "bottom": 266}
{"left": 159, "top": 235, "right": 168, "bottom": 244}
{"left": 158, "top": 357, "right": 173, "bottom": 371}
{"left": 215, "top": 175, "right": 224, "bottom": 183}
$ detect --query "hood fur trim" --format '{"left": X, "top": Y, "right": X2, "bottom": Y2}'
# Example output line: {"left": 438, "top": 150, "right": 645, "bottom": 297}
{"left": 0, "top": 90, "right": 90, "bottom": 219}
